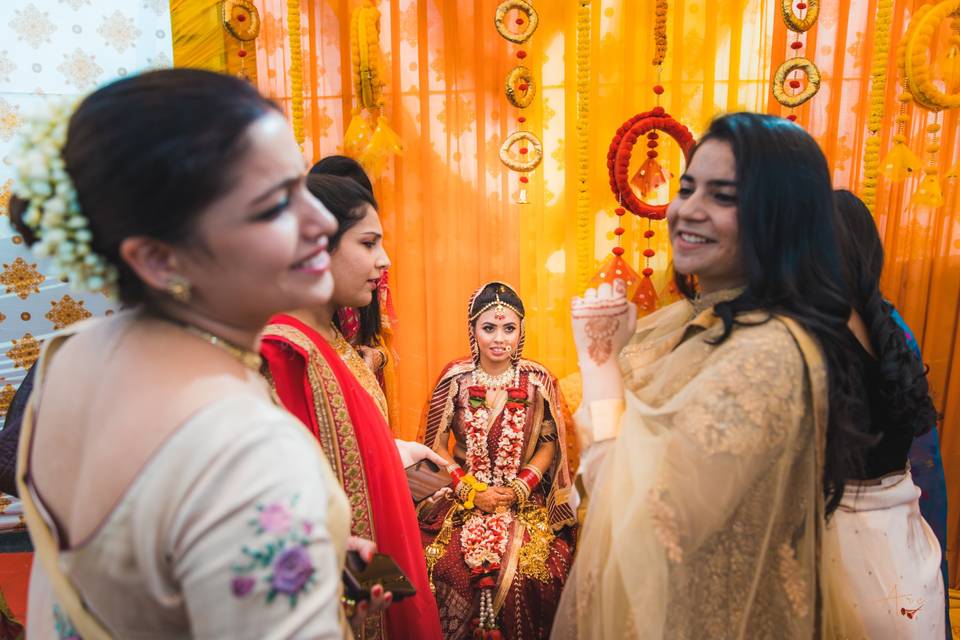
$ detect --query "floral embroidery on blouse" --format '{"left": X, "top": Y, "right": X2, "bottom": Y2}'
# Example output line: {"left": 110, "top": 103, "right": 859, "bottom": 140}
{"left": 230, "top": 494, "right": 318, "bottom": 607}
{"left": 53, "top": 604, "right": 81, "bottom": 640}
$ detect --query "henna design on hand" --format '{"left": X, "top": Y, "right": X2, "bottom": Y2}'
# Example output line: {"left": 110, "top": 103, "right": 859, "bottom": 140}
{"left": 585, "top": 316, "right": 620, "bottom": 365}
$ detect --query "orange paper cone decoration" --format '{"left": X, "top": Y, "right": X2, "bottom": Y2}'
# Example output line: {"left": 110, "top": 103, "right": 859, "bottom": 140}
{"left": 588, "top": 254, "right": 642, "bottom": 301}
{"left": 631, "top": 157, "right": 669, "bottom": 197}
{"left": 633, "top": 275, "right": 659, "bottom": 315}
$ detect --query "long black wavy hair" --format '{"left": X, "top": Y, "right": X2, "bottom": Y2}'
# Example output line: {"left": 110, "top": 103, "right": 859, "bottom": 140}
{"left": 833, "top": 189, "right": 935, "bottom": 439}
{"left": 673, "top": 113, "right": 872, "bottom": 516}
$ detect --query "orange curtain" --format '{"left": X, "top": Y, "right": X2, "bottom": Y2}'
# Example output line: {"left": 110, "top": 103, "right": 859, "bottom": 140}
{"left": 249, "top": 0, "right": 960, "bottom": 584}
{"left": 251, "top": 0, "right": 776, "bottom": 441}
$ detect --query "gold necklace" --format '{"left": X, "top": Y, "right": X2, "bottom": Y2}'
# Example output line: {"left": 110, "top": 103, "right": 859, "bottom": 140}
{"left": 473, "top": 365, "right": 518, "bottom": 389}
{"left": 182, "top": 324, "right": 263, "bottom": 372}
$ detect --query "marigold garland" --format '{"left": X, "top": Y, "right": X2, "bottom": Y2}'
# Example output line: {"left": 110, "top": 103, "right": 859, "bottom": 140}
{"left": 575, "top": 0, "right": 591, "bottom": 290}
{"left": 860, "top": 0, "right": 893, "bottom": 212}
{"left": 607, "top": 107, "right": 695, "bottom": 220}
{"left": 286, "top": 0, "right": 304, "bottom": 145}
{"left": 652, "top": 0, "right": 667, "bottom": 66}
{"left": 904, "top": 0, "right": 960, "bottom": 111}
{"left": 351, "top": 1, "right": 386, "bottom": 110}
{"left": 881, "top": 20, "right": 923, "bottom": 184}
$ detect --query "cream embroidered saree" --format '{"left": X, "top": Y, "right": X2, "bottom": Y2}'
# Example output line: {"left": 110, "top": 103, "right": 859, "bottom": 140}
{"left": 553, "top": 297, "right": 865, "bottom": 639}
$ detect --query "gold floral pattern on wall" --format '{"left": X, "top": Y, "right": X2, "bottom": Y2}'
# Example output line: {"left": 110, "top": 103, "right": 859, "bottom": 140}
{"left": 9, "top": 4, "right": 58, "bottom": 49}
{"left": 98, "top": 10, "right": 142, "bottom": 54}
{"left": 57, "top": 48, "right": 104, "bottom": 90}
{"left": 0, "top": 258, "right": 45, "bottom": 300}
{"left": 0, "top": 180, "right": 11, "bottom": 216}
{"left": 45, "top": 294, "right": 92, "bottom": 330}
{"left": 0, "top": 98, "right": 18, "bottom": 142}
{"left": 0, "top": 1, "right": 172, "bottom": 428}
{"left": 6, "top": 333, "right": 41, "bottom": 370}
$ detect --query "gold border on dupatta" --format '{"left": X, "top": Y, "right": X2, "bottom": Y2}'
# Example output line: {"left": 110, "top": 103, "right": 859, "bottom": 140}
{"left": 262, "top": 324, "right": 378, "bottom": 543}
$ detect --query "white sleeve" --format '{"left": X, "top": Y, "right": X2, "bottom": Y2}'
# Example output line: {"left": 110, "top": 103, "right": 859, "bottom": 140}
{"left": 145, "top": 408, "right": 348, "bottom": 640}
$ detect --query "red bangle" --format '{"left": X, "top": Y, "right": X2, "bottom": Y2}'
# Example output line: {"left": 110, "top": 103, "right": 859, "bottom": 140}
{"left": 449, "top": 466, "right": 466, "bottom": 488}
{"left": 517, "top": 467, "right": 541, "bottom": 492}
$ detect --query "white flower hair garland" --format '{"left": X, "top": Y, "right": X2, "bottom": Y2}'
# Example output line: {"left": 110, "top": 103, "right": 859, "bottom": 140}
{"left": 11, "top": 98, "right": 118, "bottom": 299}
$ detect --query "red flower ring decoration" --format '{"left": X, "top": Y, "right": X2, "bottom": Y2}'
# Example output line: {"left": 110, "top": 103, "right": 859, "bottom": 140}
{"left": 607, "top": 106, "right": 695, "bottom": 219}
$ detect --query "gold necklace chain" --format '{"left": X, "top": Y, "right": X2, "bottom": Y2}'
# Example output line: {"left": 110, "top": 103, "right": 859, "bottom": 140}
{"left": 181, "top": 324, "right": 263, "bottom": 373}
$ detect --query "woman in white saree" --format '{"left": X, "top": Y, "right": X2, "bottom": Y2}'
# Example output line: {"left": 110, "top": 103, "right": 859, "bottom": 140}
{"left": 553, "top": 113, "right": 943, "bottom": 639}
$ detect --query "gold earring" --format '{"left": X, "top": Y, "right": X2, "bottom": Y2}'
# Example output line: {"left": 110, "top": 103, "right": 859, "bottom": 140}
{"left": 166, "top": 275, "right": 192, "bottom": 303}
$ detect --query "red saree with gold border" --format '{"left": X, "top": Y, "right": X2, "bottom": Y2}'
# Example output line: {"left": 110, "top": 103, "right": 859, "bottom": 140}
{"left": 261, "top": 314, "right": 442, "bottom": 640}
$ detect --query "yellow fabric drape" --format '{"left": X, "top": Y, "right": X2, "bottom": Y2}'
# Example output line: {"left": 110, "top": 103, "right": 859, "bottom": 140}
{"left": 246, "top": 1, "right": 960, "bottom": 585}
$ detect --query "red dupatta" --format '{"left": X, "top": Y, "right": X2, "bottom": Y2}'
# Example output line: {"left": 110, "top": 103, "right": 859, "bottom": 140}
{"left": 261, "top": 314, "right": 442, "bottom": 640}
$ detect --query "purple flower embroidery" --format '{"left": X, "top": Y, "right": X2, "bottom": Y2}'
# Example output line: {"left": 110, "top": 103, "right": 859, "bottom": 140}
{"left": 258, "top": 503, "right": 293, "bottom": 534}
{"left": 231, "top": 575, "right": 256, "bottom": 598}
{"left": 271, "top": 546, "right": 315, "bottom": 595}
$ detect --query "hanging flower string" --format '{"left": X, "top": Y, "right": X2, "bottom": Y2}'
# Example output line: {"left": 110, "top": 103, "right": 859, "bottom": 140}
{"left": 891, "top": 0, "right": 960, "bottom": 208}
{"left": 575, "top": 0, "right": 592, "bottom": 291}
{"left": 772, "top": 1, "right": 821, "bottom": 117}
{"left": 286, "top": 0, "right": 305, "bottom": 146}
{"left": 589, "top": 0, "right": 694, "bottom": 316}
{"left": 344, "top": 1, "right": 402, "bottom": 178}
{"left": 496, "top": 0, "right": 541, "bottom": 204}
{"left": 221, "top": 0, "right": 260, "bottom": 82}
{"left": 860, "top": 0, "right": 893, "bottom": 212}
{"left": 881, "top": 31, "right": 922, "bottom": 183}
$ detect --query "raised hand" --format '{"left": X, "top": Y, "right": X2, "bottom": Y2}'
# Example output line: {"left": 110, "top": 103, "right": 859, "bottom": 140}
{"left": 571, "top": 280, "right": 637, "bottom": 369}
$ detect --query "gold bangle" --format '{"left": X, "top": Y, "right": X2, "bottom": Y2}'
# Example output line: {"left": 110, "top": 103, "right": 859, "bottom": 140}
{"left": 510, "top": 478, "right": 530, "bottom": 506}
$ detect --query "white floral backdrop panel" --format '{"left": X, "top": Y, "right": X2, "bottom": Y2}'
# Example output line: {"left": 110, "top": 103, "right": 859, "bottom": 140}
{"left": 0, "top": 1, "right": 172, "bottom": 425}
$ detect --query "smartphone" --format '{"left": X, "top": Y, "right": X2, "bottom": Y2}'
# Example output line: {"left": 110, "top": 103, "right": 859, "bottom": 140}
{"left": 342, "top": 551, "right": 417, "bottom": 603}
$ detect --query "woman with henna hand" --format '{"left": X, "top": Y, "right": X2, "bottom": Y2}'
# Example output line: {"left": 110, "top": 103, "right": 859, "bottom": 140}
{"left": 553, "top": 113, "right": 943, "bottom": 638}
{"left": 418, "top": 282, "right": 577, "bottom": 640}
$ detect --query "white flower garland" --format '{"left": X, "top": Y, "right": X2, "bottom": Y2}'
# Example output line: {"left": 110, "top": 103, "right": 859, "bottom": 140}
{"left": 459, "top": 376, "right": 529, "bottom": 569}
{"left": 11, "top": 98, "right": 118, "bottom": 297}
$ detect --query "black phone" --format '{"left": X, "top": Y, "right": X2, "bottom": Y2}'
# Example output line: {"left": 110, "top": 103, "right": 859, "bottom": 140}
{"left": 342, "top": 551, "right": 417, "bottom": 603}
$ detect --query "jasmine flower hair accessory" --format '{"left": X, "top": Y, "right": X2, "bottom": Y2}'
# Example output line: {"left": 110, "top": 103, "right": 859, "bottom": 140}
{"left": 10, "top": 97, "right": 118, "bottom": 299}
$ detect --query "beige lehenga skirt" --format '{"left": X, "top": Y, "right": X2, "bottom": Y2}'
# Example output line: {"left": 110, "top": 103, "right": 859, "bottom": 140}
{"left": 826, "top": 469, "right": 944, "bottom": 639}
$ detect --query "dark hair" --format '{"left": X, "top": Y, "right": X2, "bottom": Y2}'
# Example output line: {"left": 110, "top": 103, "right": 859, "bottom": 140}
{"left": 310, "top": 155, "right": 374, "bottom": 193}
{"left": 833, "top": 189, "right": 935, "bottom": 438}
{"left": 306, "top": 174, "right": 382, "bottom": 345}
{"left": 470, "top": 283, "right": 525, "bottom": 323}
{"left": 9, "top": 68, "right": 279, "bottom": 305}
{"left": 310, "top": 157, "right": 380, "bottom": 346}
{"left": 673, "top": 113, "right": 872, "bottom": 516}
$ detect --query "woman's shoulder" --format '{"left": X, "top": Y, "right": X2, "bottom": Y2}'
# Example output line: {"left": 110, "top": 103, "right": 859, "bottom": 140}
{"left": 711, "top": 314, "right": 806, "bottom": 372}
